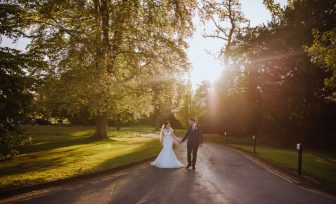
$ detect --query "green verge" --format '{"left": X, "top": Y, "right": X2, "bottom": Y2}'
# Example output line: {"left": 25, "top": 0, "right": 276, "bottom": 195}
{"left": 0, "top": 125, "right": 161, "bottom": 191}
{"left": 204, "top": 134, "right": 336, "bottom": 190}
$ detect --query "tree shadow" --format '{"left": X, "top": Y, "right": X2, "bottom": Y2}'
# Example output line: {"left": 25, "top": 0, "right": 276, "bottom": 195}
{"left": 0, "top": 137, "right": 119, "bottom": 177}
{"left": 0, "top": 139, "right": 158, "bottom": 192}
{"left": 107, "top": 168, "right": 198, "bottom": 203}
{"left": 64, "top": 144, "right": 221, "bottom": 203}
{"left": 18, "top": 168, "right": 203, "bottom": 204}
{"left": 18, "top": 136, "right": 116, "bottom": 154}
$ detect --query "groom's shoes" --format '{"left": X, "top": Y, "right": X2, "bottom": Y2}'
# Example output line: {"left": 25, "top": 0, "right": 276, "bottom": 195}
{"left": 185, "top": 164, "right": 191, "bottom": 169}
{"left": 192, "top": 165, "right": 196, "bottom": 170}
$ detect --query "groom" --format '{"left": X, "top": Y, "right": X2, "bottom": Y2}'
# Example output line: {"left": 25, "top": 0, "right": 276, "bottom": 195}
{"left": 181, "top": 118, "right": 203, "bottom": 169}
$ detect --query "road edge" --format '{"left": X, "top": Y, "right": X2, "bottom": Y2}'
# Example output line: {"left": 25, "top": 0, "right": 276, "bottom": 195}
{"left": 225, "top": 144, "right": 336, "bottom": 199}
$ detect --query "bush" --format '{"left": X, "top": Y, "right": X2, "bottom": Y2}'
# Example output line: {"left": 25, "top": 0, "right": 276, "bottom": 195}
{"left": 0, "top": 126, "right": 30, "bottom": 161}
{"left": 35, "top": 119, "right": 52, "bottom": 125}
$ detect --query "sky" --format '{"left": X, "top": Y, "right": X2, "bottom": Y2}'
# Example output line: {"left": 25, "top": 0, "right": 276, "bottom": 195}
{"left": 1, "top": 0, "right": 288, "bottom": 87}
{"left": 188, "top": 0, "right": 288, "bottom": 87}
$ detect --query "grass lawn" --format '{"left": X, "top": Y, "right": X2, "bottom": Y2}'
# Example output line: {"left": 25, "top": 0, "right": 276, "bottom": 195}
{"left": 122, "top": 125, "right": 187, "bottom": 136}
{"left": 121, "top": 125, "right": 160, "bottom": 133}
{"left": 0, "top": 125, "right": 161, "bottom": 192}
{"left": 204, "top": 134, "right": 336, "bottom": 190}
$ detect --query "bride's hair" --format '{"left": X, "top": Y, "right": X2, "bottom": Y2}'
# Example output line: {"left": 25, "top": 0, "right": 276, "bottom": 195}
{"left": 163, "top": 121, "right": 170, "bottom": 129}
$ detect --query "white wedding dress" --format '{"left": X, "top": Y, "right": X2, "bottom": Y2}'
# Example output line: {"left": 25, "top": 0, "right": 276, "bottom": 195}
{"left": 151, "top": 128, "right": 183, "bottom": 168}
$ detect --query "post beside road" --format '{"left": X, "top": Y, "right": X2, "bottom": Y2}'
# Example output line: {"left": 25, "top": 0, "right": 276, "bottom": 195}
{"left": 252, "top": 135, "right": 256, "bottom": 153}
{"left": 225, "top": 131, "right": 227, "bottom": 144}
{"left": 297, "top": 143, "right": 303, "bottom": 176}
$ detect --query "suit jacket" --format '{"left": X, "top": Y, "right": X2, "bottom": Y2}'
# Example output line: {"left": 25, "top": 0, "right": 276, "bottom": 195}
{"left": 182, "top": 124, "right": 203, "bottom": 147}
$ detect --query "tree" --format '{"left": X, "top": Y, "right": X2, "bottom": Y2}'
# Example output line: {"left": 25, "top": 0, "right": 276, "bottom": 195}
{"left": 176, "top": 81, "right": 207, "bottom": 128}
{"left": 201, "top": 0, "right": 336, "bottom": 148}
{"left": 199, "top": 0, "right": 248, "bottom": 64}
{"left": 191, "top": 81, "right": 208, "bottom": 120}
{"left": 306, "top": 29, "right": 336, "bottom": 101}
{"left": 24, "top": 0, "right": 196, "bottom": 138}
{"left": 0, "top": 2, "right": 44, "bottom": 160}
{"left": 151, "top": 78, "right": 184, "bottom": 130}
{"left": 227, "top": 0, "right": 336, "bottom": 146}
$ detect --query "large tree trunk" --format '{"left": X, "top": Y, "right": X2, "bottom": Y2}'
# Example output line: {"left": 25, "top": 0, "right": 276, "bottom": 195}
{"left": 153, "top": 110, "right": 160, "bottom": 131}
{"left": 91, "top": 0, "right": 110, "bottom": 140}
{"left": 154, "top": 118, "right": 160, "bottom": 131}
{"left": 93, "top": 111, "right": 108, "bottom": 139}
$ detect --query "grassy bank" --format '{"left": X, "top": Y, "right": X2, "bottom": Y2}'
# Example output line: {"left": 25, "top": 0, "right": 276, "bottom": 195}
{"left": 0, "top": 125, "right": 161, "bottom": 191}
{"left": 204, "top": 134, "right": 336, "bottom": 190}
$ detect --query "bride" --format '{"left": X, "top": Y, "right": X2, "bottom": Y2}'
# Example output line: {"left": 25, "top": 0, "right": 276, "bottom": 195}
{"left": 151, "top": 121, "right": 184, "bottom": 168}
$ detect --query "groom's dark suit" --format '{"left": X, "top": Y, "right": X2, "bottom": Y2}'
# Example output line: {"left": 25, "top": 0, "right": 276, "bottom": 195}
{"left": 182, "top": 124, "right": 203, "bottom": 167}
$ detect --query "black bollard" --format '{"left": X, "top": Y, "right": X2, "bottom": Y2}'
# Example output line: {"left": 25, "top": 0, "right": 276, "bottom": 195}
{"left": 253, "top": 135, "right": 256, "bottom": 153}
{"left": 297, "top": 143, "right": 303, "bottom": 176}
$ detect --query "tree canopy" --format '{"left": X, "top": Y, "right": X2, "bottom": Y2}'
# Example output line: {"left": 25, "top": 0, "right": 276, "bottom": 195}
{"left": 21, "top": 0, "right": 196, "bottom": 138}
{"left": 306, "top": 29, "right": 336, "bottom": 101}
{"left": 198, "top": 0, "right": 336, "bottom": 148}
{"left": 0, "top": 2, "right": 45, "bottom": 159}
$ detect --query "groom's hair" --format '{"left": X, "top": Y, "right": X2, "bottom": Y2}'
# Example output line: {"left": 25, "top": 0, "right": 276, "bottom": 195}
{"left": 189, "top": 118, "right": 196, "bottom": 122}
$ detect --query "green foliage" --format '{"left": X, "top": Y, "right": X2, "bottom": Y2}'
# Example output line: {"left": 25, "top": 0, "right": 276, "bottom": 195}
{"left": 150, "top": 78, "right": 184, "bottom": 129}
{"left": 0, "top": 2, "right": 26, "bottom": 38}
{"left": 20, "top": 0, "right": 196, "bottom": 137}
{"left": 0, "top": 48, "right": 34, "bottom": 160}
{"left": 306, "top": 29, "right": 336, "bottom": 100}
{"left": 176, "top": 81, "right": 207, "bottom": 127}
{"left": 201, "top": 0, "right": 336, "bottom": 148}
{"left": 263, "top": 0, "right": 284, "bottom": 19}
{"left": 176, "top": 82, "right": 192, "bottom": 127}
{"left": 0, "top": 2, "right": 44, "bottom": 160}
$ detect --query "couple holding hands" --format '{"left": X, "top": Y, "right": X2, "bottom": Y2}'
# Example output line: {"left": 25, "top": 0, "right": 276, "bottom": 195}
{"left": 151, "top": 118, "right": 203, "bottom": 170}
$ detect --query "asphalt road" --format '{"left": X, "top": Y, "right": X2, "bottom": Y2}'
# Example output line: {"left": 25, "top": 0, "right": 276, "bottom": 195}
{"left": 6, "top": 134, "right": 336, "bottom": 204}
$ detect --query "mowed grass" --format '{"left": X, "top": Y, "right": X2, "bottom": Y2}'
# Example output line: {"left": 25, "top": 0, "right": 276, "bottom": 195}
{"left": 121, "top": 125, "right": 160, "bottom": 133}
{"left": 0, "top": 125, "right": 161, "bottom": 191}
{"left": 122, "top": 125, "right": 187, "bottom": 136}
{"left": 204, "top": 134, "right": 336, "bottom": 190}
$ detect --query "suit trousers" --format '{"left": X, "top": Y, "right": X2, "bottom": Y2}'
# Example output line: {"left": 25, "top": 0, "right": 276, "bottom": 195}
{"left": 187, "top": 145, "right": 199, "bottom": 166}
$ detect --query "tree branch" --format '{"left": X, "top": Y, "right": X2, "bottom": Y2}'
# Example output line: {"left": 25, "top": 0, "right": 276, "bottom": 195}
{"left": 202, "top": 34, "right": 228, "bottom": 40}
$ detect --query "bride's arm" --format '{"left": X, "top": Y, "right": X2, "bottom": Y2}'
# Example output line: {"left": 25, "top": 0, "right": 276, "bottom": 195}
{"left": 160, "top": 128, "right": 164, "bottom": 145}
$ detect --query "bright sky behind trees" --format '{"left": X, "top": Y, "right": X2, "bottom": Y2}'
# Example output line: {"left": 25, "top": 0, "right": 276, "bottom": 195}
{"left": 188, "top": 0, "right": 288, "bottom": 86}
